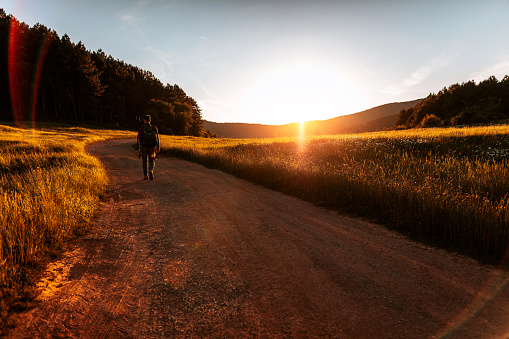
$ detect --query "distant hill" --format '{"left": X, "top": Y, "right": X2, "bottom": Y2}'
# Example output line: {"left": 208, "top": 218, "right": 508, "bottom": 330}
{"left": 204, "top": 99, "right": 423, "bottom": 138}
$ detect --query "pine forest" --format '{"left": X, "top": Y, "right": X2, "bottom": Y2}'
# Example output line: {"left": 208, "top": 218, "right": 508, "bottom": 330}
{"left": 0, "top": 9, "right": 207, "bottom": 136}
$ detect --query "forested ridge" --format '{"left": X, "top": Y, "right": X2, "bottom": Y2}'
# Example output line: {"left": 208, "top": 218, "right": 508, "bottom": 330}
{"left": 396, "top": 75, "right": 509, "bottom": 128}
{"left": 0, "top": 9, "right": 210, "bottom": 136}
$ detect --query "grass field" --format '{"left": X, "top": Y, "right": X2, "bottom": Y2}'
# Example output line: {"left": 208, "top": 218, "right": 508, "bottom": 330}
{"left": 0, "top": 124, "right": 134, "bottom": 331}
{"left": 2, "top": 122, "right": 509, "bottom": 332}
{"left": 159, "top": 125, "right": 509, "bottom": 267}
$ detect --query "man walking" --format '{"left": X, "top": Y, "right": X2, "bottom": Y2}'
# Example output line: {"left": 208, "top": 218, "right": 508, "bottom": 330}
{"left": 137, "top": 115, "right": 160, "bottom": 180}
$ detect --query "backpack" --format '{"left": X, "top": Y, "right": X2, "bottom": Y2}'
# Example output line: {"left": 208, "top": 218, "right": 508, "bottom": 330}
{"left": 142, "top": 125, "right": 157, "bottom": 148}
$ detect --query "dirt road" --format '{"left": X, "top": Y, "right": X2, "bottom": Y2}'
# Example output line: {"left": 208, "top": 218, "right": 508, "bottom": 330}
{"left": 8, "top": 138, "right": 509, "bottom": 338}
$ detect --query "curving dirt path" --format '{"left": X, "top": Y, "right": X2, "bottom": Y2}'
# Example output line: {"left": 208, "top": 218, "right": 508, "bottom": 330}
{"left": 7, "top": 138, "right": 509, "bottom": 338}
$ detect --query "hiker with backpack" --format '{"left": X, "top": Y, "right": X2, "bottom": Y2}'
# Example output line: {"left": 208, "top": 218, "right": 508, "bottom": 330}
{"left": 137, "top": 115, "right": 160, "bottom": 180}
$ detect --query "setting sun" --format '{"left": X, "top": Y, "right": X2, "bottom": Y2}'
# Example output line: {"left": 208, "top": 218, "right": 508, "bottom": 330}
{"left": 241, "top": 57, "right": 361, "bottom": 125}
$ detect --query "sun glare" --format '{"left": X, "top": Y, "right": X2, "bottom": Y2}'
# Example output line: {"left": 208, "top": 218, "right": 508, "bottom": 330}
{"left": 242, "top": 57, "right": 358, "bottom": 125}
{"left": 299, "top": 121, "right": 306, "bottom": 147}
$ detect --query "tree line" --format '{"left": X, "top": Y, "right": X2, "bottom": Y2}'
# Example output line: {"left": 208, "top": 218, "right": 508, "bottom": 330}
{"left": 396, "top": 75, "right": 509, "bottom": 128}
{"left": 0, "top": 9, "right": 214, "bottom": 136}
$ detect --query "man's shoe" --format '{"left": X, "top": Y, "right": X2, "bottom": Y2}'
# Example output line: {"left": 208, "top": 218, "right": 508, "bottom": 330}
{"left": 143, "top": 176, "right": 149, "bottom": 180}
{"left": 149, "top": 171, "right": 154, "bottom": 180}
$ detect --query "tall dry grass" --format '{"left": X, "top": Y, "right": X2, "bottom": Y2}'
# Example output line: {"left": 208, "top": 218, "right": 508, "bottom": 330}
{"left": 0, "top": 124, "right": 134, "bottom": 331}
{"left": 160, "top": 125, "right": 509, "bottom": 265}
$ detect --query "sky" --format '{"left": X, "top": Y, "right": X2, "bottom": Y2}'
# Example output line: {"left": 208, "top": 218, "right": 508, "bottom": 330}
{"left": 2, "top": 0, "right": 509, "bottom": 125}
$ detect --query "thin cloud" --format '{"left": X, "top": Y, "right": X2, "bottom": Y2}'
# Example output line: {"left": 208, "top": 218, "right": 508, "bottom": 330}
{"left": 470, "top": 57, "right": 509, "bottom": 82}
{"left": 383, "top": 53, "right": 456, "bottom": 96}
{"left": 190, "top": 75, "right": 245, "bottom": 122}
{"left": 405, "top": 54, "right": 455, "bottom": 87}
{"left": 144, "top": 46, "right": 176, "bottom": 82}
{"left": 198, "top": 36, "right": 212, "bottom": 43}
{"left": 118, "top": 0, "right": 152, "bottom": 34}
{"left": 120, "top": 15, "right": 138, "bottom": 25}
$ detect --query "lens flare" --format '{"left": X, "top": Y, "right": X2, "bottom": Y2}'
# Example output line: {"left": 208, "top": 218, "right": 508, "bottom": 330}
{"left": 8, "top": 17, "right": 24, "bottom": 123}
{"left": 8, "top": 17, "right": 51, "bottom": 128}
{"left": 163, "top": 259, "right": 190, "bottom": 288}
{"left": 31, "top": 33, "right": 51, "bottom": 128}
{"left": 298, "top": 121, "right": 306, "bottom": 150}
{"left": 434, "top": 256, "right": 509, "bottom": 338}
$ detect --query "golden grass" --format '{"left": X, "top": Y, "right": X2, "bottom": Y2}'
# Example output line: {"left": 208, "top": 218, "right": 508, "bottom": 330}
{"left": 2, "top": 123, "right": 508, "bottom": 331}
{"left": 160, "top": 125, "right": 509, "bottom": 265}
{"left": 0, "top": 124, "right": 134, "bottom": 331}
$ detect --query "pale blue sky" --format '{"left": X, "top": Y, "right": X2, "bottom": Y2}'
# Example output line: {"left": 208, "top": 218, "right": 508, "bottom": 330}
{"left": 2, "top": 0, "right": 509, "bottom": 124}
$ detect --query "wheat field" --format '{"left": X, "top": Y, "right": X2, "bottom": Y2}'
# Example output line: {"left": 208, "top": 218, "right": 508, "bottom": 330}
{"left": 160, "top": 125, "right": 509, "bottom": 265}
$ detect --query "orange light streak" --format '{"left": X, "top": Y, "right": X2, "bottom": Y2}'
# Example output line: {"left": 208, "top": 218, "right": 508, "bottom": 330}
{"left": 8, "top": 17, "right": 24, "bottom": 123}
{"left": 31, "top": 34, "right": 51, "bottom": 128}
